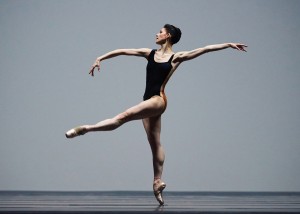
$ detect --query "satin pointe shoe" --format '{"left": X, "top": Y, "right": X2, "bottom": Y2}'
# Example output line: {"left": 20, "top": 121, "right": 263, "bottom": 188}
{"left": 65, "top": 127, "right": 85, "bottom": 138}
{"left": 153, "top": 179, "right": 166, "bottom": 205}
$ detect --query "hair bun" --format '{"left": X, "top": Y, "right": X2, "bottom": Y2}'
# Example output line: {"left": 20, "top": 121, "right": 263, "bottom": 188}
{"left": 164, "top": 24, "right": 182, "bottom": 45}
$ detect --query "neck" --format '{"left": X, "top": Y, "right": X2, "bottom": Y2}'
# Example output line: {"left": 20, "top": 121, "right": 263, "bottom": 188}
{"left": 159, "top": 42, "right": 173, "bottom": 54}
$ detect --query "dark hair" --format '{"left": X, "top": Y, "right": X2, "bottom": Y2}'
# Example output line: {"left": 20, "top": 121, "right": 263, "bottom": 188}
{"left": 164, "top": 24, "right": 181, "bottom": 45}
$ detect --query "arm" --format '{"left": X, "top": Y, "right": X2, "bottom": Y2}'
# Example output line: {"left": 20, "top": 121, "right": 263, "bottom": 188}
{"left": 174, "top": 43, "right": 247, "bottom": 63}
{"left": 89, "top": 48, "right": 151, "bottom": 76}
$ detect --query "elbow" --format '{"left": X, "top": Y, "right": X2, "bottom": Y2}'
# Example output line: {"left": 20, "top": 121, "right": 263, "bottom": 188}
{"left": 202, "top": 46, "right": 212, "bottom": 53}
{"left": 115, "top": 49, "right": 125, "bottom": 55}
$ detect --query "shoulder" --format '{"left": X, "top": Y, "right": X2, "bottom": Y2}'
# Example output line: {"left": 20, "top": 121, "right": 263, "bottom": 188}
{"left": 145, "top": 49, "right": 156, "bottom": 59}
{"left": 135, "top": 48, "right": 152, "bottom": 57}
{"left": 171, "top": 51, "right": 185, "bottom": 63}
{"left": 139, "top": 48, "right": 153, "bottom": 58}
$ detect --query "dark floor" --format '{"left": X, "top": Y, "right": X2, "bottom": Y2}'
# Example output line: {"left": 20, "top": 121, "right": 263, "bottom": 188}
{"left": 1, "top": 191, "right": 300, "bottom": 213}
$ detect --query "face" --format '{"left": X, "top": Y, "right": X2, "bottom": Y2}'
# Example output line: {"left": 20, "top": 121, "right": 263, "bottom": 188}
{"left": 156, "top": 28, "right": 170, "bottom": 45}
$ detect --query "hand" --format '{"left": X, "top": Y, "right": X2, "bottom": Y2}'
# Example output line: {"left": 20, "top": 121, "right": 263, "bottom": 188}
{"left": 230, "top": 43, "right": 247, "bottom": 52}
{"left": 89, "top": 58, "right": 100, "bottom": 77}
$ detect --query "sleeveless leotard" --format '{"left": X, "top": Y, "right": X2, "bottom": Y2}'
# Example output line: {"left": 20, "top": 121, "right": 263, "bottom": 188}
{"left": 143, "top": 49, "right": 174, "bottom": 101}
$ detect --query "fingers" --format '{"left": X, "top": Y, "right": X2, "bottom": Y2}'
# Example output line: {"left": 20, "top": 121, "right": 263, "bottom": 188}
{"left": 89, "top": 61, "right": 100, "bottom": 77}
{"left": 239, "top": 44, "right": 247, "bottom": 50}
{"left": 89, "top": 68, "right": 94, "bottom": 77}
{"left": 89, "top": 59, "right": 101, "bottom": 76}
{"left": 235, "top": 43, "right": 247, "bottom": 52}
{"left": 239, "top": 44, "right": 247, "bottom": 52}
{"left": 89, "top": 65, "right": 97, "bottom": 77}
{"left": 97, "top": 62, "right": 100, "bottom": 71}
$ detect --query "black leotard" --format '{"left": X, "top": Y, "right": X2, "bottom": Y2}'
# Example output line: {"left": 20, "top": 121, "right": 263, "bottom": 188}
{"left": 143, "top": 49, "right": 174, "bottom": 101}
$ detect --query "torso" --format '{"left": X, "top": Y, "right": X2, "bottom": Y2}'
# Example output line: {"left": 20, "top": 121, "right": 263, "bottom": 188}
{"left": 143, "top": 49, "right": 175, "bottom": 100}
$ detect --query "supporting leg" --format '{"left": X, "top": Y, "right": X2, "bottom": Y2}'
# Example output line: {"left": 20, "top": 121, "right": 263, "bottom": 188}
{"left": 142, "top": 116, "right": 166, "bottom": 205}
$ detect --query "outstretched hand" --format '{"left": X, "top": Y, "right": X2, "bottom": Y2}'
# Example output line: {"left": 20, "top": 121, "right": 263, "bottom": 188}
{"left": 89, "top": 58, "right": 100, "bottom": 77}
{"left": 230, "top": 43, "right": 247, "bottom": 52}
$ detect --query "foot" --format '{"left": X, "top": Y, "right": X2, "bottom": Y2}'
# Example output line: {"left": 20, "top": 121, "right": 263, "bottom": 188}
{"left": 65, "top": 126, "right": 86, "bottom": 138}
{"left": 153, "top": 179, "right": 166, "bottom": 205}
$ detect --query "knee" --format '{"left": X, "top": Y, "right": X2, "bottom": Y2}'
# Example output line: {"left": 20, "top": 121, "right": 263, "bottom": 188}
{"left": 114, "top": 111, "right": 131, "bottom": 125}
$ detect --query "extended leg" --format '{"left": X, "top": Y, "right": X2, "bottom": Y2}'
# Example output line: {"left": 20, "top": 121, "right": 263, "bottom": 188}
{"left": 66, "top": 96, "right": 165, "bottom": 138}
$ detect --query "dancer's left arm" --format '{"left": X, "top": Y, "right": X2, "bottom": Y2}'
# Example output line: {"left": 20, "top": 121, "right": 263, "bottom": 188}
{"left": 174, "top": 43, "right": 247, "bottom": 63}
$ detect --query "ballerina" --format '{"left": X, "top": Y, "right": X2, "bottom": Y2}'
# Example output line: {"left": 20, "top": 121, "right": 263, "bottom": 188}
{"left": 66, "top": 24, "right": 247, "bottom": 205}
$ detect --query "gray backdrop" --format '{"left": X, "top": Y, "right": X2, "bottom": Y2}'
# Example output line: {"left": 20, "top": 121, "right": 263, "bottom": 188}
{"left": 1, "top": 0, "right": 299, "bottom": 191}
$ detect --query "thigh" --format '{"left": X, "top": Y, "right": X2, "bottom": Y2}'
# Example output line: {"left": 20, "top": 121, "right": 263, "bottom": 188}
{"left": 124, "top": 96, "right": 165, "bottom": 121}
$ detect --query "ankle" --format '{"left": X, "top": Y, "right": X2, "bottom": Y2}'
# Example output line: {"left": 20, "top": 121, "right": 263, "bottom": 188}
{"left": 154, "top": 177, "right": 162, "bottom": 183}
{"left": 81, "top": 125, "right": 89, "bottom": 133}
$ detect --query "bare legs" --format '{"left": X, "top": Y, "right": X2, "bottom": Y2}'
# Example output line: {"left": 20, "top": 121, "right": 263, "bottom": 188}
{"left": 79, "top": 96, "right": 166, "bottom": 133}
{"left": 66, "top": 96, "right": 167, "bottom": 179}
{"left": 65, "top": 95, "right": 167, "bottom": 204}
{"left": 143, "top": 116, "right": 166, "bottom": 205}
{"left": 142, "top": 116, "right": 165, "bottom": 179}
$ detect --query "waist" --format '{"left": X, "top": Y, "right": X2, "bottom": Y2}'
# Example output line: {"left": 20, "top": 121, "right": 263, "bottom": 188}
{"left": 143, "top": 90, "right": 166, "bottom": 101}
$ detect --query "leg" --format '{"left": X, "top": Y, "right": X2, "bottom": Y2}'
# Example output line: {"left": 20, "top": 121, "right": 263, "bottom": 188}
{"left": 66, "top": 96, "right": 166, "bottom": 138}
{"left": 142, "top": 116, "right": 166, "bottom": 205}
{"left": 142, "top": 116, "right": 165, "bottom": 179}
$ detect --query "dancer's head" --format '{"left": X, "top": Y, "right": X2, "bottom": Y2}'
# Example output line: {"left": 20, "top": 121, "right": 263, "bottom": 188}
{"left": 156, "top": 24, "right": 181, "bottom": 46}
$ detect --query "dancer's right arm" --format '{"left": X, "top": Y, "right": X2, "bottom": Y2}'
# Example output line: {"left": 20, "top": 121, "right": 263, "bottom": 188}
{"left": 89, "top": 48, "right": 151, "bottom": 76}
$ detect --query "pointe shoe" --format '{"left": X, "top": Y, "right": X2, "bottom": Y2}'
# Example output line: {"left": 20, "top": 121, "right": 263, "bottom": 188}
{"left": 153, "top": 180, "right": 166, "bottom": 205}
{"left": 65, "top": 127, "right": 85, "bottom": 138}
